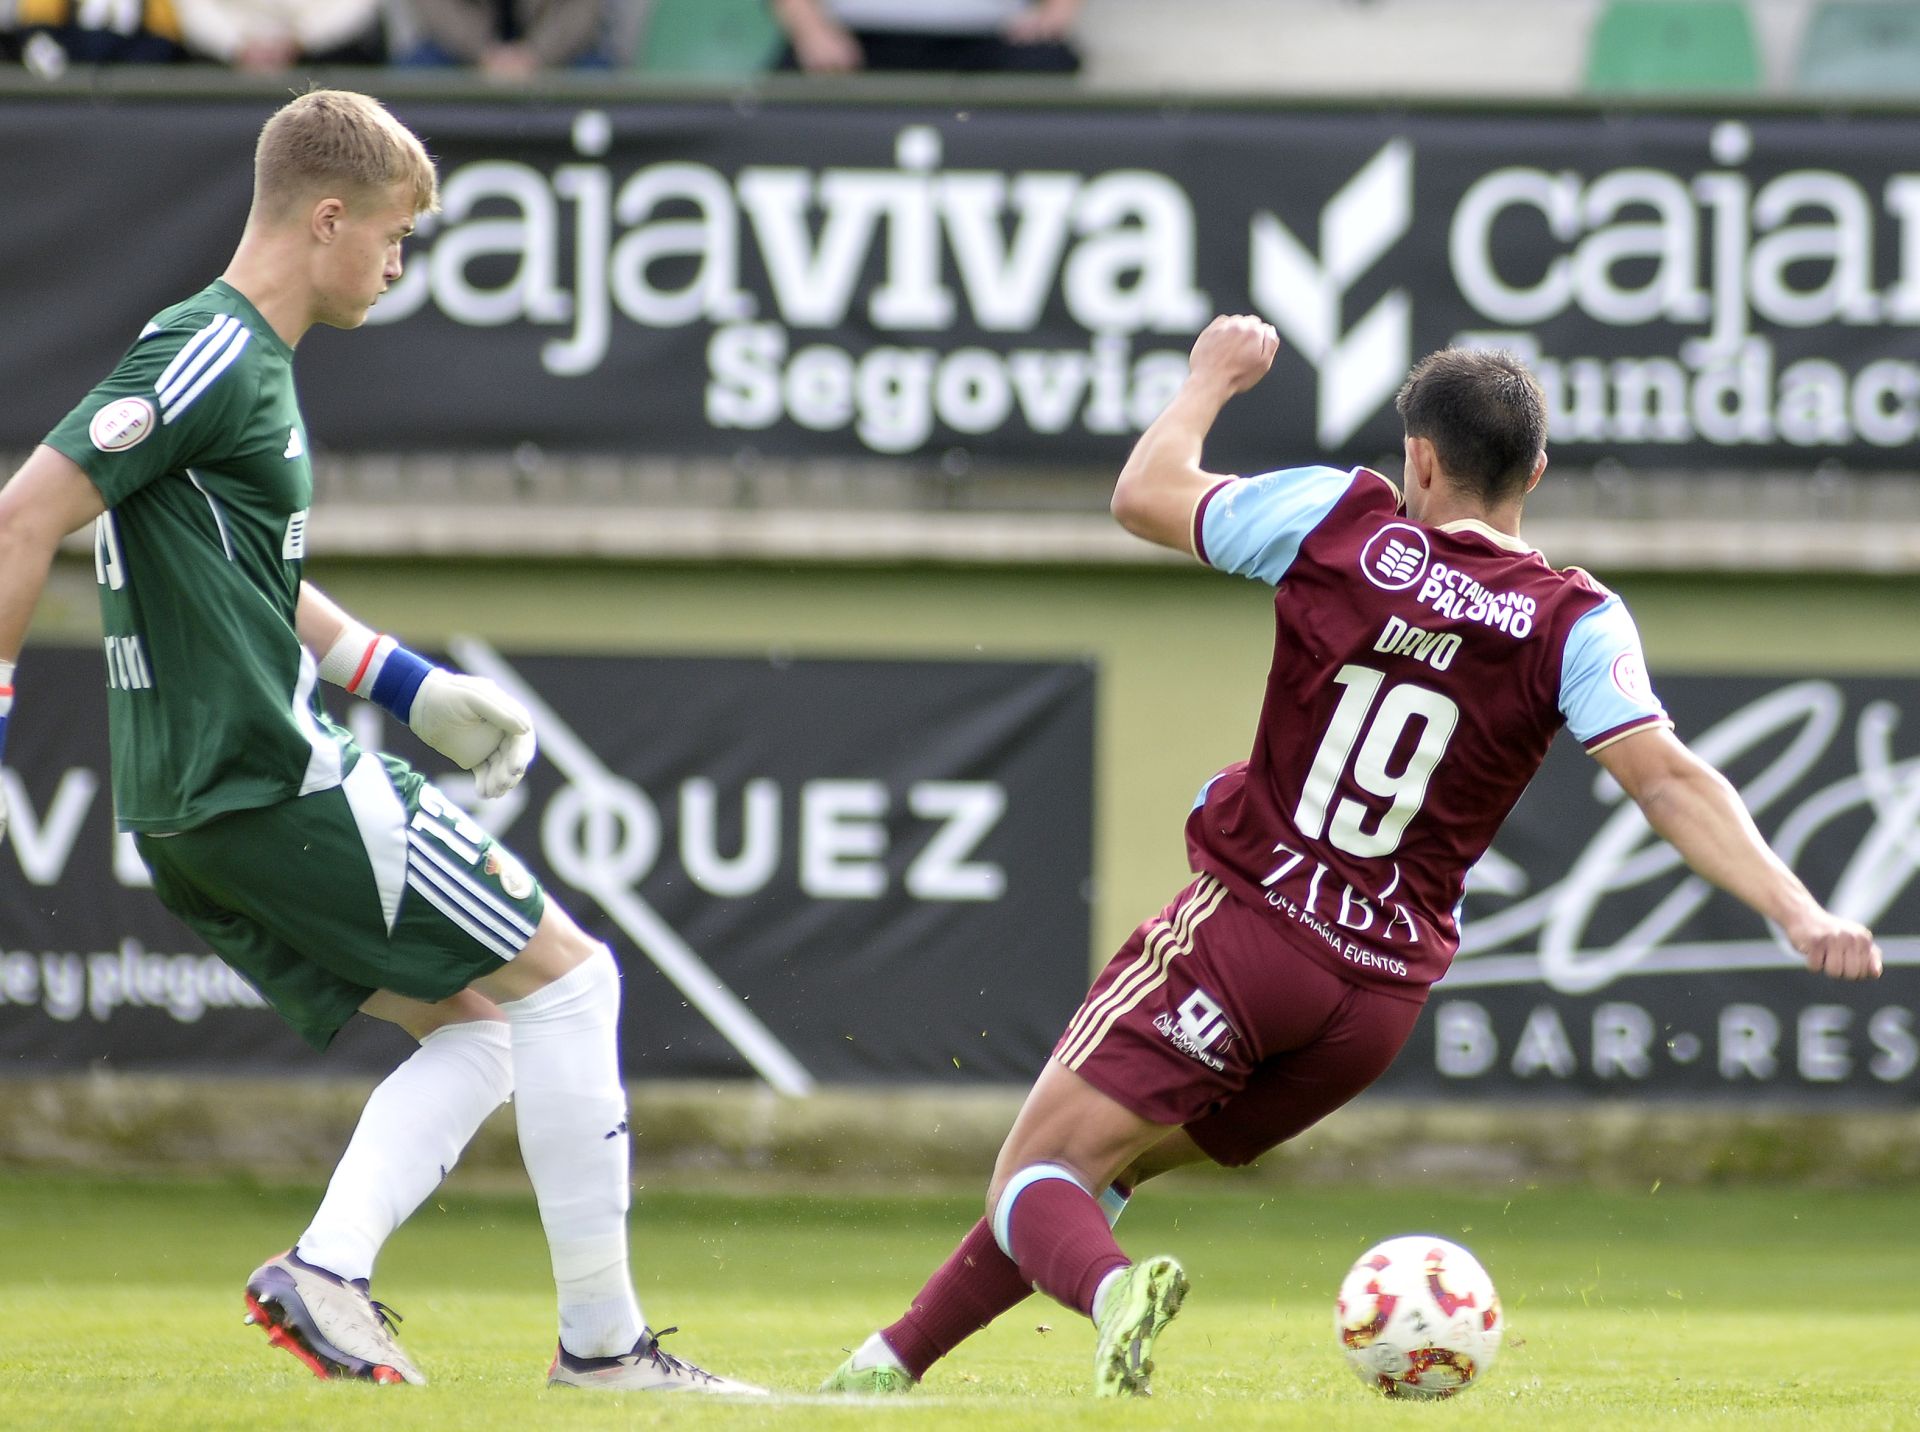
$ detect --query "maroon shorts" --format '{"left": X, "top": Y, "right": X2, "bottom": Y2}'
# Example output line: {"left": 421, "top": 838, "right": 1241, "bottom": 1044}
{"left": 1053, "top": 874, "right": 1425, "bottom": 1167}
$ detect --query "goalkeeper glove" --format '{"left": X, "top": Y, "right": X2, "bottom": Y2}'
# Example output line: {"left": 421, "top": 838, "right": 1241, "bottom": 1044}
{"left": 408, "top": 668, "right": 536, "bottom": 799}
{"left": 320, "top": 631, "right": 535, "bottom": 800}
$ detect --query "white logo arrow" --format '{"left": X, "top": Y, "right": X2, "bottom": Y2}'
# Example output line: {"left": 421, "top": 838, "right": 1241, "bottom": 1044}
{"left": 1250, "top": 139, "right": 1414, "bottom": 447}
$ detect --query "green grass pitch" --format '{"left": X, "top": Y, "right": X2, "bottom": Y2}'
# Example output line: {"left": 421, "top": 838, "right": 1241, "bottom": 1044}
{"left": 0, "top": 1170, "right": 1911, "bottom": 1430}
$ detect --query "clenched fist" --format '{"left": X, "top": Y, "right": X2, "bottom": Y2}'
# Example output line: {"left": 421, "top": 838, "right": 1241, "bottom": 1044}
{"left": 1189, "top": 313, "right": 1280, "bottom": 395}
{"left": 1786, "top": 910, "right": 1883, "bottom": 981}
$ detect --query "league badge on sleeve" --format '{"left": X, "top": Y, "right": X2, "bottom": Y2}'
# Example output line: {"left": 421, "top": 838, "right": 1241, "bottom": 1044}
{"left": 89, "top": 397, "right": 157, "bottom": 453}
{"left": 1610, "top": 650, "right": 1653, "bottom": 704}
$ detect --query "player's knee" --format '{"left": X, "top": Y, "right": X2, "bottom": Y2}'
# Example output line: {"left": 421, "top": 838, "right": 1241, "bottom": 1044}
{"left": 544, "top": 937, "right": 620, "bottom": 1006}
{"left": 986, "top": 1160, "right": 1086, "bottom": 1223}
{"left": 578, "top": 940, "right": 620, "bottom": 1000}
{"left": 985, "top": 1153, "right": 1069, "bottom": 1224}
{"left": 984, "top": 1165, "right": 1035, "bottom": 1227}
{"left": 421, "top": 1017, "right": 515, "bottom": 1103}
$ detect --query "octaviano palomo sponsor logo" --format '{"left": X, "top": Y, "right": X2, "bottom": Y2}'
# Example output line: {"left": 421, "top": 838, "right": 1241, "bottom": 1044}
{"left": 1361, "top": 522, "right": 1431, "bottom": 592}
{"left": 1251, "top": 139, "right": 1415, "bottom": 447}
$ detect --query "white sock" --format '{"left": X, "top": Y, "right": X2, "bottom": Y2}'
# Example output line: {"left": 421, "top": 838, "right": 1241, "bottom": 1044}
{"left": 500, "top": 946, "right": 644, "bottom": 1358}
{"left": 297, "top": 1019, "right": 514, "bottom": 1283}
{"left": 1092, "top": 1267, "right": 1128, "bottom": 1325}
{"left": 852, "top": 1330, "right": 906, "bottom": 1373}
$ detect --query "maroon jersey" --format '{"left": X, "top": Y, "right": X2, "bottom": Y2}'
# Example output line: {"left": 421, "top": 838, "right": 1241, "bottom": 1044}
{"left": 1184, "top": 465, "right": 1669, "bottom": 997}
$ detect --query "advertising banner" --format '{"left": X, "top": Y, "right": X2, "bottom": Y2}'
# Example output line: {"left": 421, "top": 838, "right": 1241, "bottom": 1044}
{"left": 0, "top": 646, "right": 1095, "bottom": 1087}
{"left": 6, "top": 97, "right": 1920, "bottom": 470}
{"left": 1375, "top": 674, "right": 1920, "bottom": 1104}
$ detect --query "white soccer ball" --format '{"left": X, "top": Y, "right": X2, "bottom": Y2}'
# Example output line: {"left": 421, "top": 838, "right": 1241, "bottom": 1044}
{"left": 1334, "top": 1234, "right": 1503, "bottom": 1399}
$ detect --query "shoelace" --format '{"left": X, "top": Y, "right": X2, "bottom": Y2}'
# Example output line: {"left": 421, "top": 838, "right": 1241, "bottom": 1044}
{"left": 642, "top": 1327, "right": 718, "bottom": 1384}
{"left": 349, "top": 1280, "right": 405, "bottom": 1337}
{"left": 367, "top": 1299, "right": 404, "bottom": 1336}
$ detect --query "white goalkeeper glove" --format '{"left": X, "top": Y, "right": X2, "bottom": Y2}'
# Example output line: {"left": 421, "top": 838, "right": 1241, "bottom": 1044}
{"left": 319, "top": 629, "right": 536, "bottom": 799}
{"left": 408, "top": 668, "right": 537, "bottom": 800}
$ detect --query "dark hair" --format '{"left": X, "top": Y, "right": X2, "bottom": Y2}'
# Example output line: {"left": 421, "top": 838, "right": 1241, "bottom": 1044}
{"left": 1393, "top": 348, "right": 1547, "bottom": 503}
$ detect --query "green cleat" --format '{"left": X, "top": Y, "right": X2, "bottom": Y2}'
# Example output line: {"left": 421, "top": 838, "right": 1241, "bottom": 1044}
{"left": 818, "top": 1350, "right": 915, "bottom": 1394}
{"left": 1093, "top": 1254, "right": 1189, "bottom": 1398}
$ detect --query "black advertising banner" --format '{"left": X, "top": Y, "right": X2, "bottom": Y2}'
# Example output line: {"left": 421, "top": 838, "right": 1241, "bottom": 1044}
{"left": 7, "top": 96, "right": 1920, "bottom": 470}
{"left": 0, "top": 646, "right": 1094, "bottom": 1088}
{"left": 1374, "top": 674, "right": 1920, "bottom": 1104}
{"left": 4, "top": 649, "right": 1914, "bottom": 1101}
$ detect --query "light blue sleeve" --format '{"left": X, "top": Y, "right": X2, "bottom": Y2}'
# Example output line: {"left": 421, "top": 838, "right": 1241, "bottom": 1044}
{"left": 1197, "top": 465, "right": 1354, "bottom": 585}
{"left": 1559, "top": 596, "right": 1670, "bottom": 747}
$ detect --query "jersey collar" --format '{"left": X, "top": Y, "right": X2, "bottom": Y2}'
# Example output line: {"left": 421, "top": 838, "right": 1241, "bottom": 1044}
{"left": 1437, "top": 517, "right": 1533, "bottom": 554}
{"left": 211, "top": 279, "right": 296, "bottom": 360}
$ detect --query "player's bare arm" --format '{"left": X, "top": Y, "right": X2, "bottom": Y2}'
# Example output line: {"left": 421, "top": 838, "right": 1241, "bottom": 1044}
{"left": 0, "top": 445, "right": 109, "bottom": 660}
{"left": 293, "top": 579, "right": 354, "bottom": 654}
{"left": 0, "top": 447, "right": 109, "bottom": 844}
{"left": 1110, "top": 314, "right": 1279, "bottom": 556}
{"left": 1593, "top": 725, "right": 1882, "bottom": 981}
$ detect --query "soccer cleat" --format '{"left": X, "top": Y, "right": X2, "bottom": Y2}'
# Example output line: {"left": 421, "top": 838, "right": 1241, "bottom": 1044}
{"left": 818, "top": 1352, "right": 915, "bottom": 1394}
{"left": 242, "top": 1250, "right": 425, "bottom": 1385}
{"left": 1093, "top": 1254, "right": 1189, "bottom": 1398}
{"left": 546, "top": 1327, "right": 770, "bottom": 1395}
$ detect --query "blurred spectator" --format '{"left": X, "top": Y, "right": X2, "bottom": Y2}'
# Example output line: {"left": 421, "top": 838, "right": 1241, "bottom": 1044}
{"left": 5, "top": 0, "right": 188, "bottom": 72}
{"left": 175, "top": 0, "right": 386, "bottom": 70}
{"left": 769, "top": 0, "right": 1081, "bottom": 74}
{"left": 396, "top": 0, "right": 607, "bottom": 75}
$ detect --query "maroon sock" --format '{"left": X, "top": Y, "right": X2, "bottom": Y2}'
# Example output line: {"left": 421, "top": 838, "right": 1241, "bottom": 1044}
{"left": 1003, "top": 1172, "right": 1129, "bottom": 1318}
{"left": 881, "top": 1218, "right": 1033, "bottom": 1380}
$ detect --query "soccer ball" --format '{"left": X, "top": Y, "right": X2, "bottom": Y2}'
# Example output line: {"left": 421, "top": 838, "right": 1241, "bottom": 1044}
{"left": 1334, "top": 1234, "right": 1503, "bottom": 1399}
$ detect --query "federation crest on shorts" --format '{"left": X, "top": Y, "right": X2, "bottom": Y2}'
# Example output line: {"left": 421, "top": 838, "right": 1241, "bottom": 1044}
{"left": 485, "top": 848, "right": 535, "bottom": 901}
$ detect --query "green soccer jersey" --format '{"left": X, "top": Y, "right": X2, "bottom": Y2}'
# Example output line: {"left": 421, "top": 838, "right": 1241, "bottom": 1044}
{"left": 44, "top": 280, "right": 359, "bottom": 834}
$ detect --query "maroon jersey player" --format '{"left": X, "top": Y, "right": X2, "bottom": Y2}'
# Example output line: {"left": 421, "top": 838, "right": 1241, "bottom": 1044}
{"left": 818, "top": 316, "right": 1883, "bottom": 1400}
{"left": 1183, "top": 444, "right": 1669, "bottom": 994}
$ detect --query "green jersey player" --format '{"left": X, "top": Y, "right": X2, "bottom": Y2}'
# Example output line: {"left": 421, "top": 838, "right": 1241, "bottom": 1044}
{"left": 0, "top": 89, "right": 760, "bottom": 1396}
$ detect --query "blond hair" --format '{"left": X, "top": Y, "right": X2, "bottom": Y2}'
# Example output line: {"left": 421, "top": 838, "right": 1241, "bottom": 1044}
{"left": 253, "top": 89, "right": 439, "bottom": 220}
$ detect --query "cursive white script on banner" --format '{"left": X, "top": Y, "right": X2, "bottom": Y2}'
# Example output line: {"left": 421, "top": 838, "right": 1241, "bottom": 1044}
{"left": 1457, "top": 680, "right": 1919, "bottom": 993}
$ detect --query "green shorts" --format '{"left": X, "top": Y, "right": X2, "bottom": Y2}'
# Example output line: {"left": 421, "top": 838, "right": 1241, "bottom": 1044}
{"left": 137, "top": 751, "right": 548, "bottom": 1050}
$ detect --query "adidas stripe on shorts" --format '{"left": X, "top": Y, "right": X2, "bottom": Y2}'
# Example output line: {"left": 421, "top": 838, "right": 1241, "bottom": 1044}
{"left": 137, "top": 750, "right": 546, "bottom": 1049}
{"left": 1055, "top": 875, "right": 1425, "bottom": 1167}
